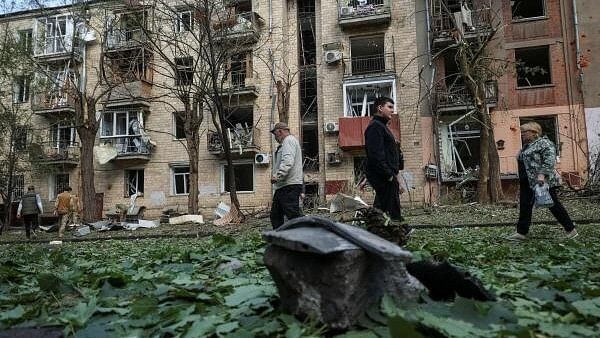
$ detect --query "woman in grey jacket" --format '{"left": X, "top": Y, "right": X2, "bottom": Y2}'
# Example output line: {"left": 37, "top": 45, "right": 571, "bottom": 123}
{"left": 506, "top": 122, "right": 578, "bottom": 241}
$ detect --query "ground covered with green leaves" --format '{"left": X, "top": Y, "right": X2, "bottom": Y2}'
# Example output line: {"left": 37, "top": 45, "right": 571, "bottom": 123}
{"left": 1, "top": 222, "right": 598, "bottom": 337}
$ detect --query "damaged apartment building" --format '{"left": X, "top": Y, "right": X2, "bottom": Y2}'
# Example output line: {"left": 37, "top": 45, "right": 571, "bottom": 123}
{"left": 418, "top": 0, "right": 589, "bottom": 201}
{"left": 1, "top": 0, "right": 590, "bottom": 217}
{"left": 1, "top": 0, "right": 425, "bottom": 218}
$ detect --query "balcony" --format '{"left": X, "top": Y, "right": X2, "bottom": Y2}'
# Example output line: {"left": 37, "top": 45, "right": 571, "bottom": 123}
{"left": 214, "top": 12, "right": 262, "bottom": 44}
{"left": 220, "top": 70, "right": 259, "bottom": 98}
{"left": 207, "top": 127, "right": 261, "bottom": 156}
{"left": 434, "top": 80, "right": 497, "bottom": 112}
{"left": 338, "top": 115, "right": 400, "bottom": 151}
{"left": 343, "top": 53, "right": 395, "bottom": 78}
{"left": 31, "top": 92, "right": 75, "bottom": 114}
{"left": 106, "top": 28, "right": 148, "bottom": 51}
{"left": 99, "top": 136, "right": 153, "bottom": 161}
{"left": 34, "top": 36, "right": 83, "bottom": 62}
{"left": 30, "top": 142, "right": 80, "bottom": 166}
{"left": 430, "top": 6, "right": 493, "bottom": 47}
{"left": 338, "top": 0, "right": 391, "bottom": 29}
{"left": 105, "top": 80, "right": 153, "bottom": 107}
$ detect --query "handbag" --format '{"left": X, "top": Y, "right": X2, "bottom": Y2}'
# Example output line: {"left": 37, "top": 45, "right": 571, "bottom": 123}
{"left": 534, "top": 183, "right": 554, "bottom": 208}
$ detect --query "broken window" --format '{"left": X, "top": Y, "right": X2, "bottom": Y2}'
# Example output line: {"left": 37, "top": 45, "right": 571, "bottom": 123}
{"left": 175, "top": 56, "right": 194, "bottom": 85}
{"left": 516, "top": 46, "right": 551, "bottom": 87}
{"left": 50, "top": 123, "right": 76, "bottom": 148}
{"left": 520, "top": 116, "right": 560, "bottom": 155}
{"left": 13, "top": 76, "right": 30, "bottom": 103}
{"left": 172, "top": 166, "right": 190, "bottom": 195}
{"left": 176, "top": 10, "right": 193, "bottom": 32}
{"left": 223, "top": 162, "right": 254, "bottom": 192}
{"left": 120, "top": 11, "right": 146, "bottom": 41}
{"left": 350, "top": 35, "right": 385, "bottom": 75}
{"left": 512, "top": 0, "right": 545, "bottom": 20}
{"left": 439, "top": 116, "right": 481, "bottom": 174}
{"left": 49, "top": 173, "right": 69, "bottom": 200}
{"left": 343, "top": 79, "right": 395, "bottom": 117}
{"left": 229, "top": 52, "right": 252, "bottom": 88}
{"left": 125, "top": 169, "right": 144, "bottom": 197}
{"left": 101, "top": 110, "right": 142, "bottom": 137}
{"left": 173, "top": 112, "right": 186, "bottom": 139}
{"left": 110, "top": 50, "right": 152, "bottom": 82}
{"left": 302, "top": 125, "right": 319, "bottom": 172}
{"left": 38, "top": 15, "right": 72, "bottom": 54}
{"left": 353, "top": 156, "right": 367, "bottom": 184}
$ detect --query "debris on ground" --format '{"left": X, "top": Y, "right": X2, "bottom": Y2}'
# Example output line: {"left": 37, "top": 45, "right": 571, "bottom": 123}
{"left": 73, "top": 226, "right": 91, "bottom": 237}
{"left": 124, "top": 219, "right": 160, "bottom": 230}
{"left": 169, "top": 214, "right": 204, "bottom": 225}
{"left": 49, "top": 241, "right": 62, "bottom": 245}
{"left": 215, "top": 201, "right": 231, "bottom": 219}
{"left": 329, "top": 193, "right": 368, "bottom": 213}
{"left": 39, "top": 224, "right": 58, "bottom": 232}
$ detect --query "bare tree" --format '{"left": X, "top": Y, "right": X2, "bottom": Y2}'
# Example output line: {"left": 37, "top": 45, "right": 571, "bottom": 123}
{"left": 139, "top": 0, "right": 266, "bottom": 222}
{"left": 28, "top": 0, "right": 129, "bottom": 221}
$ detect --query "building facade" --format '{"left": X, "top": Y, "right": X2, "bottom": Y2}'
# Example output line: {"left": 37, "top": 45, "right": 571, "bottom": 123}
{"left": 1, "top": 0, "right": 426, "bottom": 218}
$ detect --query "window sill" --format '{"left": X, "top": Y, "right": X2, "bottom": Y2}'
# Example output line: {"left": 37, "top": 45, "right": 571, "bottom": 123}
{"left": 512, "top": 16, "right": 549, "bottom": 24}
{"left": 171, "top": 193, "right": 189, "bottom": 197}
{"left": 516, "top": 84, "right": 554, "bottom": 90}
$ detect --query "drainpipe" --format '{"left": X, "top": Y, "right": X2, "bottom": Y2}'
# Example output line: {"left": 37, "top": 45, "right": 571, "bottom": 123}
{"left": 268, "top": 0, "right": 272, "bottom": 34}
{"left": 425, "top": 0, "right": 433, "bottom": 66}
{"left": 572, "top": 0, "right": 582, "bottom": 83}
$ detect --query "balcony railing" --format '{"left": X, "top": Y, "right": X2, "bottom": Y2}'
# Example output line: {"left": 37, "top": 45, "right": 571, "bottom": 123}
{"left": 207, "top": 127, "right": 260, "bottom": 154}
{"left": 106, "top": 28, "right": 148, "bottom": 50}
{"left": 30, "top": 142, "right": 80, "bottom": 164}
{"left": 99, "top": 136, "right": 152, "bottom": 158}
{"left": 431, "top": 7, "right": 493, "bottom": 42}
{"left": 343, "top": 53, "right": 395, "bottom": 77}
{"left": 221, "top": 70, "right": 258, "bottom": 97}
{"left": 108, "top": 80, "right": 153, "bottom": 102}
{"left": 338, "top": 0, "right": 391, "bottom": 27}
{"left": 434, "top": 80, "right": 497, "bottom": 110}
{"left": 214, "top": 12, "right": 261, "bottom": 43}
{"left": 31, "top": 91, "right": 75, "bottom": 112}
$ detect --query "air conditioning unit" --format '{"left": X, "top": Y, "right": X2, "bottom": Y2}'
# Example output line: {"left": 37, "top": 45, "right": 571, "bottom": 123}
{"left": 340, "top": 6, "right": 355, "bottom": 16}
{"left": 327, "top": 152, "right": 342, "bottom": 165}
{"left": 323, "top": 50, "right": 342, "bottom": 64}
{"left": 324, "top": 121, "right": 339, "bottom": 133}
{"left": 254, "top": 153, "right": 270, "bottom": 165}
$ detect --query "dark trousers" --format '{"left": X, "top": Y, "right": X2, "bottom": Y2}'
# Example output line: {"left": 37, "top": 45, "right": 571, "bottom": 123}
{"left": 271, "top": 184, "right": 303, "bottom": 229}
{"left": 22, "top": 214, "right": 39, "bottom": 239}
{"left": 372, "top": 178, "right": 403, "bottom": 221}
{"left": 517, "top": 183, "right": 575, "bottom": 235}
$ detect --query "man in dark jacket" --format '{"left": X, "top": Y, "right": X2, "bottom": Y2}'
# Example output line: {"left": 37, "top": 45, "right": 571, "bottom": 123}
{"left": 364, "top": 96, "right": 405, "bottom": 222}
{"left": 17, "top": 185, "right": 44, "bottom": 239}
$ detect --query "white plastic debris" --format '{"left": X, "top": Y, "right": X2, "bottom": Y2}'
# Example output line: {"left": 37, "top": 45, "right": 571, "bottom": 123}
{"left": 214, "top": 202, "right": 231, "bottom": 219}
{"left": 169, "top": 214, "right": 204, "bottom": 225}
{"left": 124, "top": 219, "right": 159, "bottom": 230}
{"left": 49, "top": 241, "right": 63, "bottom": 245}
{"left": 73, "top": 226, "right": 91, "bottom": 237}
{"left": 329, "top": 193, "right": 369, "bottom": 213}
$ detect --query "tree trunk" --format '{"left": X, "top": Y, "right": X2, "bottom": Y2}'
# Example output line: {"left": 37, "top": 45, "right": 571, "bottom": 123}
{"left": 487, "top": 124, "right": 504, "bottom": 202}
{"left": 78, "top": 128, "right": 97, "bottom": 222}
{"left": 186, "top": 133, "right": 200, "bottom": 214}
{"left": 477, "top": 108, "right": 491, "bottom": 204}
{"left": 276, "top": 80, "right": 290, "bottom": 124}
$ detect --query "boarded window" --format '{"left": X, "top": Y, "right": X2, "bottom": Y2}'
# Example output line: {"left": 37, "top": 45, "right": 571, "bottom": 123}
{"left": 516, "top": 46, "right": 551, "bottom": 87}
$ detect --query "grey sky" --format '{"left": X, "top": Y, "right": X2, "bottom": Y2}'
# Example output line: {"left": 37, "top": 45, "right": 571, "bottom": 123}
{"left": 0, "top": 0, "right": 69, "bottom": 15}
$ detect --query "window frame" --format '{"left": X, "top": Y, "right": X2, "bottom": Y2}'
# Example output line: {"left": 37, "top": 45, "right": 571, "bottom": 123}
{"left": 48, "top": 173, "right": 70, "bottom": 201}
{"left": 173, "top": 111, "right": 186, "bottom": 140}
{"left": 50, "top": 123, "right": 76, "bottom": 148}
{"left": 175, "top": 56, "right": 194, "bottom": 86}
{"left": 124, "top": 169, "right": 144, "bottom": 197}
{"left": 515, "top": 45, "right": 553, "bottom": 88}
{"left": 511, "top": 0, "right": 547, "bottom": 22}
{"left": 100, "top": 110, "right": 143, "bottom": 138}
{"left": 171, "top": 165, "right": 190, "bottom": 195}
{"left": 221, "top": 160, "right": 255, "bottom": 193}
{"left": 176, "top": 10, "right": 194, "bottom": 33}
{"left": 342, "top": 78, "right": 397, "bottom": 117}
{"left": 13, "top": 76, "right": 31, "bottom": 103}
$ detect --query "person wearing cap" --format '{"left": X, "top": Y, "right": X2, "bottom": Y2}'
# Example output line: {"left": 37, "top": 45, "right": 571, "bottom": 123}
{"left": 270, "top": 122, "right": 304, "bottom": 228}
{"left": 17, "top": 185, "right": 44, "bottom": 239}
{"left": 506, "top": 122, "right": 578, "bottom": 241}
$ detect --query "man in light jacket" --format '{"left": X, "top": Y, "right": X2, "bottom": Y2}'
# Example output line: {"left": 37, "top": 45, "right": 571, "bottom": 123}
{"left": 270, "top": 122, "right": 304, "bottom": 228}
{"left": 17, "top": 185, "right": 44, "bottom": 239}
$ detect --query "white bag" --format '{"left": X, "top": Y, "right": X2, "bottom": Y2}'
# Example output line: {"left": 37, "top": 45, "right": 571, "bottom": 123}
{"left": 534, "top": 183, "right": 554, "bottom": 208}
